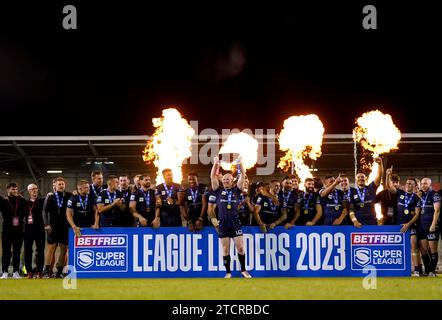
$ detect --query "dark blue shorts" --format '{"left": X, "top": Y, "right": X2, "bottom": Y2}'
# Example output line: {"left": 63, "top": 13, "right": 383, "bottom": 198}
{"left": 218, "top": 217, "right": 242, "bottom": 238}
{"left": 417, "top": 223, "right": 439, "bottom": 241}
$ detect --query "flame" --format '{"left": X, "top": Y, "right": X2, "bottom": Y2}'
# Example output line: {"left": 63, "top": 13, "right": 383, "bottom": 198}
{"left": 142, "top": 108, "right": 195, "bottom": 184}
{"left": 218, "top": 132, "right": 258, "bottom": 172}
{"left": 354, "top": 110, "right": 401, "bottom": 220}
{"left": 354, "top": 110, "right": 401, "bottom": 157}
{"left": 278, "top": 114, "right": 324, "bottom": 190}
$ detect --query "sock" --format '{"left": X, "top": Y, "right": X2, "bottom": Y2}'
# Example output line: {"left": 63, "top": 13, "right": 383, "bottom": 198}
{"left": 430, "top": 252, "right": 439, "bottom": 273}
{"left": 422, "top": 254, "right": 431, "bottom": 274}
{"left": 44, "top": 265, "right": 51, "bottom": 273}
{"left": 238, "top": 254, "right": 246, "bottom": 272}
{"left": 223, "top": 255, "right": 231, "bottom": 274}
{"left": 416, "top": 265, "right": 423, "bottom": 274}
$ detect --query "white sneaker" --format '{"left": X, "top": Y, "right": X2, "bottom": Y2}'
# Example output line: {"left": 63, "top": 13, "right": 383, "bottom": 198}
{"left": 224, "top": 273, "right": 232, "bottom": 279}
{"left": 241, "top": 271, "right": 252, "bottom": 278}
{"left": 411, "top": 271, "right": 420, "bottom": 277}
{"left": 428, "top": 272, "right": 437, "bottom": 277}
{"left": 0, "top": 272, "right": 8, "bottom": 279}
{"left": 12, "top": 271, "right": 21, "bottom": 279}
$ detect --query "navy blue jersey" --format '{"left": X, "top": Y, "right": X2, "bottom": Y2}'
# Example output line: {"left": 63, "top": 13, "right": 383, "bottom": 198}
{"left": 350, "top": 182, "right": 378, "bottom": 225}
{"left": 156, "top": 183, "right": 182, "bottom": 213}
{"left": 395, "top": 190, "right": 420, "bottom": 225}
{"left": 89, "top": 184, "right": 106, "bottom": 205}
{"left": 129, "top": 188, "right": 156, "bottom": 222}
{"left": 320, "top": 189, "right": 346, "bottom": 225}
{"left": 96, "top": 189, "right": 126, "bottom": 227}
{"left": 205, "top": 188, "right": 219, "bottom": 220}
{"left": 255, "top": 194, "right": 282, "bottom": 225}
{"left": 278, "top": 189, "right": 298, "bottom": 223}
{"left": 184, "top": 184, "right": 206, "bottom": 223}
{"left": 237, "top": 194, "right": 252, "bottom": 226}
{"left": 67, "top": 194, "right": 96, "bottom": 228}
{"left": 419, "top": 190, "right": 441, "bottom": 227}
{"left": 209, "top": 187, "right": 243, "bottom": 238}
{"left": 297, "top": 192, "right": 321, "bottom": 225}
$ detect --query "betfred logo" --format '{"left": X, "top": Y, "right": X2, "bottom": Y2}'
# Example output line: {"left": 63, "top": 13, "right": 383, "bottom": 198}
{"left": 75, "top": 235, "right": 127, "bottom": 247}
{"left": 351, "top": 233, "right": 402, "bottom": 245}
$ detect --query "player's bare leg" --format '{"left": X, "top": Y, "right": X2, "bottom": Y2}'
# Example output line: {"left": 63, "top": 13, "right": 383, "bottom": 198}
{"left": 234, "top": 235, "right": 251, "bottom": 278}
{"left": 411, "top": 236, "right": 422, "bottom": 276}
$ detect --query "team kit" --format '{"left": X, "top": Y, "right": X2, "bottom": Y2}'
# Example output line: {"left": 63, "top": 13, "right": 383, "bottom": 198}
{"left": 0, "top": 156, "right": 440, "bottom": 279}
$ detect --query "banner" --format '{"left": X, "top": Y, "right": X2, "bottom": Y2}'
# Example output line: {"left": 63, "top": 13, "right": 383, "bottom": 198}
{"left": 69, "top": 226, "right": 410, "bottom": 278}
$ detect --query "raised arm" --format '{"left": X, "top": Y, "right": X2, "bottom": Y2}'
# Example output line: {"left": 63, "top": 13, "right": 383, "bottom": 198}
{"left": 320, "top": 174, "right": 341, "bottom": 198}
{"left": 210, "top": 157, "right": 220, "bottom": 191}
{"left": 236, "top": 156, "right": 245, "bottom": 191}
{"left": 373, "top": 157, "right": 383, "bottom": 187}
{"left": 385, "top": 166, "right": 397, "bottom": 194}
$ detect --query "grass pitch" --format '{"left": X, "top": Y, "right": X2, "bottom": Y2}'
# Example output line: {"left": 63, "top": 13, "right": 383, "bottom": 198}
{"left": 1, "top": 277, "right": 441, "bottom": 300}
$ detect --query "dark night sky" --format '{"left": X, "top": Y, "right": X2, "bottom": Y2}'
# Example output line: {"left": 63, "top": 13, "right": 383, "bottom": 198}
{"left": 0, "top": 2, "right": 440, "bottom": 135}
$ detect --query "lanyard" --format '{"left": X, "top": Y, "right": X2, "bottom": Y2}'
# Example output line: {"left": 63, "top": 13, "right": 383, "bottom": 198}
{"left": 421, "top": 192, "right": 429, "bottom": 208}
{"left": 190, "top": 188, "right": 198, "bottom": 204}
{"left": 78, "top": 195, "right": 88, "bottom": 210}
{"left": 163, "top": 183, "right": 173, "bottom": 198}
{"left": 332, "top": 190, "right": 339, "bottom": 205}
{"left": 120, "top": 188, "right": 129, "bottom": 197}
{"left": 144, "top": 190, "right": 151, "bottom": 206}
{"left": 7, "top": 197, "right": 19, "bottom": 216}
{"left": 269, "top": 198, "right": 276, "bottom": 212}
{"left": 283, "top": 191, "right": 292, "bottom": 205}
{"left": 404, "top": 192, "right": 414, "bottom": 208}
{"left": 225, "top": 189, "right": 233, "bottom": 208}
{"left": 304, "top": 193, "right": 313, "bottom": 210}
{"left": 29, "top": 199, "right": 37, "bottom": 215}
{"left": 356, "top": 187, "right": 366, "bottom": 203}
{"left": 92, "top": 185, "right": 101, "bottom": 197}
{"left": 54, "top": 192, "right": 64, "bottom": 208}
{"left": 107, "top": 190, "right": 116, "bottom": 203}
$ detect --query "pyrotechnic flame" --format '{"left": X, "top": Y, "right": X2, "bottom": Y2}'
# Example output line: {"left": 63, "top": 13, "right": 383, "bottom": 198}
{"left": 278, "top": 114, "right": 324, "bottom": 190}
{"left": 353, "top": 110, "right": 401, "bottom": 220}
{"left": 142, "top": 108, "right": 195, "bottom": 184}
{"left": 218, "top": 132, "right": 258, "bottom": 172}
{"left": 354, "top": 110, "right": 401, "bottom": 157}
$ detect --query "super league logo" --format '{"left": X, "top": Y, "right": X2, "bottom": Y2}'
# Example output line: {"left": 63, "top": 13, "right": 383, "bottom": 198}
{"left": 354, "top": 248, "right": 371, "bottom": 267}
{"left": 77, "top": 250, "right": 94, "bottom": 269}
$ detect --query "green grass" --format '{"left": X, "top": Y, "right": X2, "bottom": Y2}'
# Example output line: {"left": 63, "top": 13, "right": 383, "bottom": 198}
{"left": 1, "top": 277, "right": 442, "bottom": 300}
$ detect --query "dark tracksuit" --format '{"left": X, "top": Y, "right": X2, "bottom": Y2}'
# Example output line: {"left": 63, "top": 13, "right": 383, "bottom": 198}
{"left": 0, "top": 196, "right": 28, "bottom": 273}
{"left": 24, "top": 198, "right": 46, "bottom": 273}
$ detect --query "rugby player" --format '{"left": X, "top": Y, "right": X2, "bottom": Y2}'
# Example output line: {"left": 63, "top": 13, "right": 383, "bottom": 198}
{"left": 90, "top": 171, "right": 106, "bottom": 205}
{"left": 417, "top": 178, "right": 440, "bottom": 276}
{"left": 96, "top": 175, "right": 126, "bottom": 227}
{"left": 208, "top": 156, "right": 252, "bottom": 278}
{"left": 253, "top": 180, "right": 287, "bottom": 232}
{"left": 285, "top": 177, "right": 322, "bottom": 227}
{"left": 182, "top": 172, "right": 207, "bottom": 232}
{"left": 152, "top": 169, "right": 184, "bottom": 228}
{"left": 319, "top": 174, "right": 348, "bottom": 225}
{"left": 278, "top": 176, "right": 299, "bottom": 225}
{"left": 129, "top": 174, "right": 156, "bottom": 227}
{"left": 385, "top": 169, "right": 422, "bottom": 276}
{"left": 118, "top": 174, "right": 134, "bottom": 227}
{"left": 348, "top": 157, "right": 383, "bottom": 226}
{"left": 66, "top": 180, "right": 98, "bottom": 238}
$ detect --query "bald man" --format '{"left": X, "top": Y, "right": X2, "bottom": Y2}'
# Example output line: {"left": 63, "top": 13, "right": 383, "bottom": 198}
{"left": 417, "top": 178, "right": 440, "bottom": 276}
{"left": 23, "top": 184, "right": 46, "bottom": 278}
